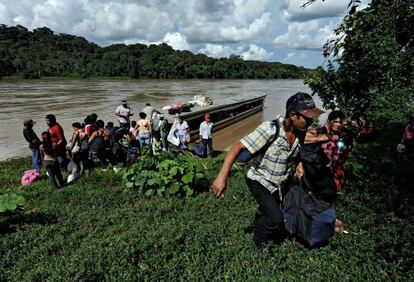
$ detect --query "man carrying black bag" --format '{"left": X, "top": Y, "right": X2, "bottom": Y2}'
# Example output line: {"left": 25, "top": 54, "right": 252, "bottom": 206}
{"left": 211, "top": 92, "right": 324, "bottom": 252}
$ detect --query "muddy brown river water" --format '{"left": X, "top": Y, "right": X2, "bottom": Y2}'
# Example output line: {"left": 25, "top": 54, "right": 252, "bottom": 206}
{"left": 0, "top": 79, "right": 326, "bottom": 160}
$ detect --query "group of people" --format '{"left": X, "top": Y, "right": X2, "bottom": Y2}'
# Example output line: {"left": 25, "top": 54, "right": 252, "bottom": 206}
{"left": 23, "top": 91, "right": 377, "bottom": 249}
{"left": 23, "top": 99, "right": 215, "bottom": 189}
{"left": 212, "top": 92, "right": 357, "bottom": 251}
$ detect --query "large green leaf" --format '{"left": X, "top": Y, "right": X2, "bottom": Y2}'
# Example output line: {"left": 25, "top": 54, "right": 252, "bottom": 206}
{"left": 0, "top": 193, "right": 25, "bottom": 213}
{"left": 182, "top": 173, "right": 193, "bottom": 184}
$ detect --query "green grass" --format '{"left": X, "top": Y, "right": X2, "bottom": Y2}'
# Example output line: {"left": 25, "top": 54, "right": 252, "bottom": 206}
{"left": 1, "top": 143, "right": 414, "bottom": 281}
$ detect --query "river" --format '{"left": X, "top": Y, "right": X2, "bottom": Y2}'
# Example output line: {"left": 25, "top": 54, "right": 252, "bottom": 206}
{"left": 0, "top": 79, "right": 326, "bottom": 160}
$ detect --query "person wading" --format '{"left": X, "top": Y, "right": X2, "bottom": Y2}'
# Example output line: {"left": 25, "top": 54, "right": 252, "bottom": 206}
{"left": 211, "top": 92, "right": 324, "bottom": 251}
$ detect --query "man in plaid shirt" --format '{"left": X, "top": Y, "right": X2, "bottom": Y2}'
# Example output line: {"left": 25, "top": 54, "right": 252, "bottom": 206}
{"left": 212, "top": 92, "right": 324, "bottom": 251}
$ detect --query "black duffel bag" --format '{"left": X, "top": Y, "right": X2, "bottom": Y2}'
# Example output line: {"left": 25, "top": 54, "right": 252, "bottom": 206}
{"left": 282, "top": 178, "right": 336, "bottom": 246}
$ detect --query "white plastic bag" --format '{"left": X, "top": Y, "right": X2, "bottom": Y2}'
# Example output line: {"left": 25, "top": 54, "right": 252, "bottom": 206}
{"left": 167, "top": 119, "right": 180, "bottom": 146}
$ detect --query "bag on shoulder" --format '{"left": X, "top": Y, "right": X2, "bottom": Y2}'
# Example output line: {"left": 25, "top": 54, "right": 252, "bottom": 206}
{"left": 21, "top": 169, "right": 41, "bottom": 186}
{"left": 236, "top": 119, "right": 280, "bottom": 165}
{"left": 282, "top": 178, "right": 336, "bottom": 246}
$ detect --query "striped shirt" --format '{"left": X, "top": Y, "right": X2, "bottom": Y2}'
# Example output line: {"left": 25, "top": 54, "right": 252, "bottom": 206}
{"left": 240, "top": 116, "right": 300, "bottom": 193}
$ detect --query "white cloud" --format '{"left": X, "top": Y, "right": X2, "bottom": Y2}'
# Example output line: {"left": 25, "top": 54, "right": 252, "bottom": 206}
{"left": 239, "top": 44, "right": 273, "bottom": 61}
{"left": 181, "top": 0, "right": 271, "bottom": 43}
{"left": 219, "top": 12, "right": 271, "bottom": 42}
{"left": 198, "top": 44, "right": 236, "bottom": 58}
{"left": 273, "top": 20, "right": 335, "bottom": 50}
{"left": 163, "top": 32, "right": 191, "bottom": 51}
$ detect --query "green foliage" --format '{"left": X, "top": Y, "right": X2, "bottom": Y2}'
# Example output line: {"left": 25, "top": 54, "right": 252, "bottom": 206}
{"left": 306, "top": 1, "right": 414, "bottom": 121}
{"left": 120, "top": 152, "right": 210, "bottom": 198}
{"left": 0, "top": 24, "right": 312, "bottom": 79}
{"left": 0, "top": 193, "right": 25, "bottom": 213}
{"left": 0, "top": 150, "right": 413, "bottom": 280}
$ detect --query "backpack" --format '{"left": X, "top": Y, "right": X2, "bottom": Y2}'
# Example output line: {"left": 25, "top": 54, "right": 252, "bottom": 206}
{"left": 236, "top": 119, "right": 280, "bottom": 165}
{"left": 21, "top": 169, "right": 41, "bottom": 186}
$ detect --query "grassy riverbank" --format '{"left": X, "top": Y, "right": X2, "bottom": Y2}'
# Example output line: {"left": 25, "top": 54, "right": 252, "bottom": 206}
{"left": 1, "top": 143, "right": 413, "bottom": 280}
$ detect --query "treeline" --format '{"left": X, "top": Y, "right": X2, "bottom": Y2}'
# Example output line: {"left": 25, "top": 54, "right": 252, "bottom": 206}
{"left": 0, "top": 25, "right": 311, "bottom": 79}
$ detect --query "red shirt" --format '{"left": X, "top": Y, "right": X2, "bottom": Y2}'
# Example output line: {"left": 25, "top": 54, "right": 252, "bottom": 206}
{"left": 403, "top": 123, "right": 414, "bottom": 141}
{"left": 85, "top": 124, "right": 95, "bottom": 137}
{"left": 48, "top": 123, "right": 66, "bottom": 145}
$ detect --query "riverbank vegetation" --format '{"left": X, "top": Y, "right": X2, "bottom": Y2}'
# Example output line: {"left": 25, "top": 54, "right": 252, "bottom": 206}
{"left": 1, "top": 145, "right": 413, "bottom": 281}
{"left": 0, "top": 24, "right": 311, "bottom": 80}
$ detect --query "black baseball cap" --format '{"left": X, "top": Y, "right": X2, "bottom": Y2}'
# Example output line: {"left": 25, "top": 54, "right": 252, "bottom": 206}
{"left": 286, "top": 92, "right": 324, "bottom": 118}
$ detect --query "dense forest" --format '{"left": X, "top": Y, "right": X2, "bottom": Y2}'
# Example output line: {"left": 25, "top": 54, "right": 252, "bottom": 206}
{"left": 0, "top": 25, "right": 311, "bottom": 79}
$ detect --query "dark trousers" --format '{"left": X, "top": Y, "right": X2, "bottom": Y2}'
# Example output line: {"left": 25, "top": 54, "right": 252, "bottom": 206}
{"left": 246, "top": 177, "right": 283, "bottom": 244}
{"left": 44, "top": 160, "right": 64, "bottom": 189}
{"left": 119, "top": 122, "right": 130, "bottom": 129}
{"left": 202, "top": 138, "right": 213, "bottom": 157}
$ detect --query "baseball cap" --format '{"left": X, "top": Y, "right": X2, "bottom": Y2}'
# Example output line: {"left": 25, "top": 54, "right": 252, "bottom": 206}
{"left": 286, "top": 92, "right": 324, "bottom": 118}
{"left": 23, "top": 119, "right": 36, "bottom": 126}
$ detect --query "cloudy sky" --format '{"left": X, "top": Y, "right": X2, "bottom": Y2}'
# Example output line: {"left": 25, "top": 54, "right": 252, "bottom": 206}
{"left": 0, "top": 0, "right": 371, "bottom": 68}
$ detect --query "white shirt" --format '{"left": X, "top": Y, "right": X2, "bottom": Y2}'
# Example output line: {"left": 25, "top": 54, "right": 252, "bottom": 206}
{"left": 176, "top": 121, "right": 189, "bottom": 136}
{"left": 142, "top": 106, "right": 155, "bottom": 122}
{"left": 115, "top": 105, "right": 133, "bottom": 124}
{"left": 199, "top": 121, "right": 213, "bottom": 139}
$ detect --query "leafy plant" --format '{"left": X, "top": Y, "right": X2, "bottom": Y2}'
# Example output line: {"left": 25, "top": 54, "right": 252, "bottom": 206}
{"left": 120, "top": 152, "right": 210, "bottom": 198}
{"left": 0, "top": 193, "right": 25, "bottom": 213}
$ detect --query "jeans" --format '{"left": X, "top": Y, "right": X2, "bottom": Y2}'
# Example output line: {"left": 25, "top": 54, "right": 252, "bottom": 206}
{"left": 30, "top": 147, "right": 42, "bottom": 170}
{"left": 202, "top": 138, "right": 213, "bottom": 157}
{"left": 44, "top": 160, "right": 64, "bottom": 189}
{"left": 246, "top": 177, "right": 283, "bottom": 245}
{"left": 138, "top": 132, "right": 151, "bottom": 147}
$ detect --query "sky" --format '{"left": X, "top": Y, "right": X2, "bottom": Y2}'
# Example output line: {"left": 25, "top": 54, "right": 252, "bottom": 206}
{"left": 0, "top": 0, "right": 371, "bottom": 68}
